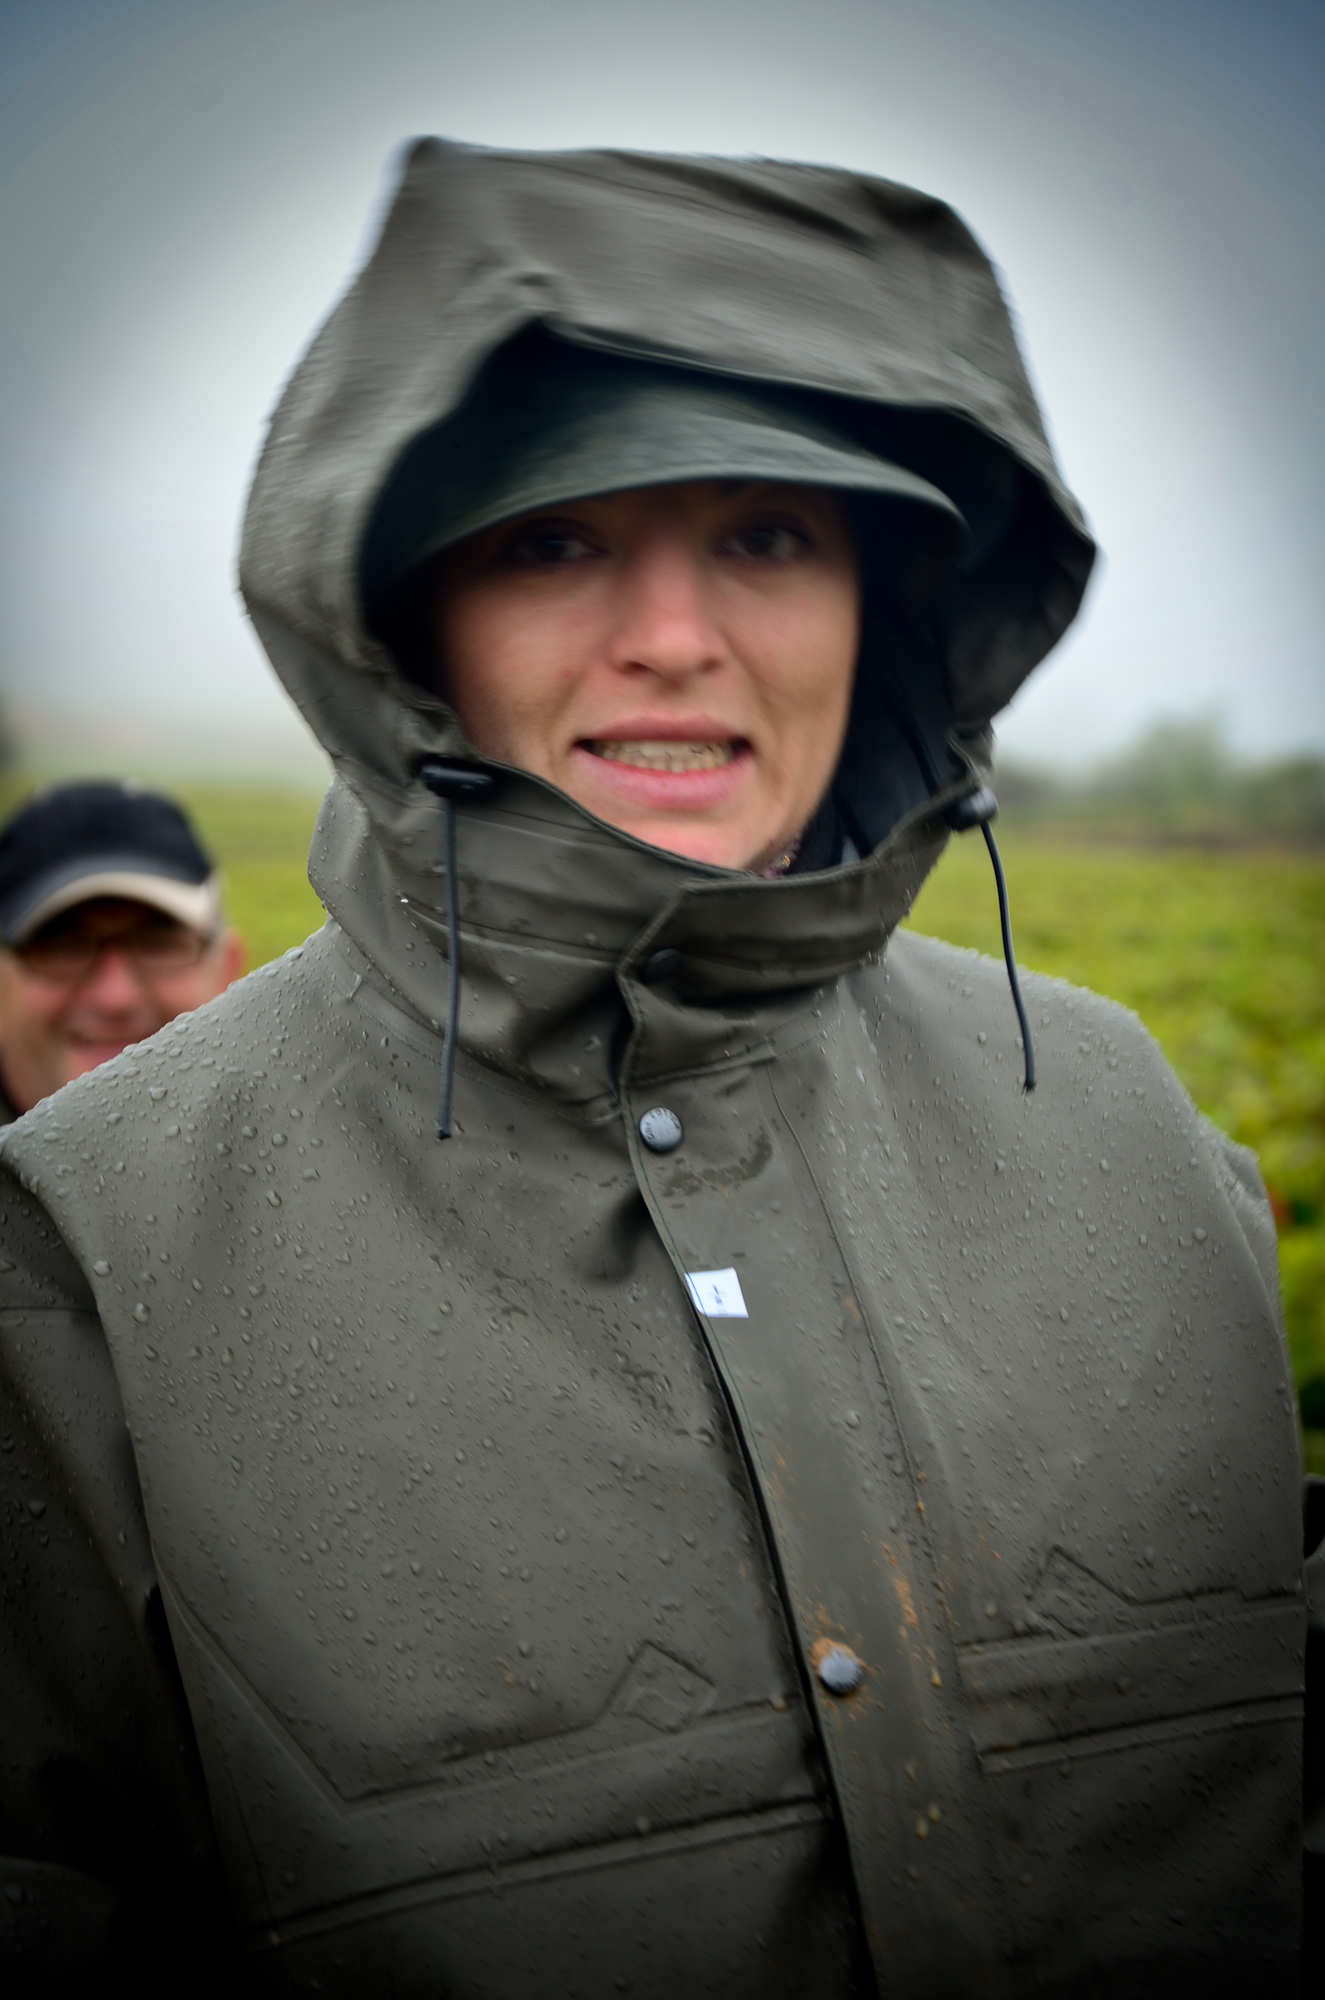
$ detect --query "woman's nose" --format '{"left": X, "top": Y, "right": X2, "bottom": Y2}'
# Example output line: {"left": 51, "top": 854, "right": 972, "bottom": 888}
{"left": 608, "top": 536, "right": 724, "bottom": 679}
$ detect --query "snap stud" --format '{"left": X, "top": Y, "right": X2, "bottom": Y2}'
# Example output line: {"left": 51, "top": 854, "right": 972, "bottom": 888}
{"left": 813, "top": 1642, "right": 865, "bottom": 1696}
{"left": 640, "top": 947, "right": 682, "bottom": 984}
{"left": 638, "top": 1107, "right": 683, "bottom": 1153}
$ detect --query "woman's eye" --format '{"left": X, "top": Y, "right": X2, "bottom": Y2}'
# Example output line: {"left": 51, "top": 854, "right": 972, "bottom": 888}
{"left": 723, "top": 523, "right": 806, "bottom": 562}
{"left": 504, "top": 526, "right": 599, "bottom": 566}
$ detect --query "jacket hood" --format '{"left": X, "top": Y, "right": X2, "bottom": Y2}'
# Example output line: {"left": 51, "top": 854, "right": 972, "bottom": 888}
{"left": 242, "top": 139, "right": 1092, "bottom": 788}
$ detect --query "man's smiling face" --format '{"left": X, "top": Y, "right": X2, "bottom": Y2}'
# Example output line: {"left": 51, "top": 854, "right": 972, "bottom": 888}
{"left": 0, "top": 897, "right": 243, "bottom": 1114}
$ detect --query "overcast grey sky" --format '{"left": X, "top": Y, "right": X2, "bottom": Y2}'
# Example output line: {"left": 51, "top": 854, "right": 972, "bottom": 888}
{"left": 1, "top": 0, "right": 1321, "bottom": 778}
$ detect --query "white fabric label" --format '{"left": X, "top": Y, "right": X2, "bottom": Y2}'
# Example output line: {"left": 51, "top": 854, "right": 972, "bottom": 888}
{"left": 685, "top": 1268, "right": 748, "bottom": 1318}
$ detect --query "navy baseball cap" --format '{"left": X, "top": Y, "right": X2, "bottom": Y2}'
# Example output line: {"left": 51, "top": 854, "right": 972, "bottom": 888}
{"left": 0, "top": 781, "right": 221, "bottom": 947}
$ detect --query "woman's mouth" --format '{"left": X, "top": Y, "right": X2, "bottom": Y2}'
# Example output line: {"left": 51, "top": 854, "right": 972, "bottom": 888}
{"left": 587, "top": 739, "right": 738, "bottom": 772}
{"left": 571, "top": 734, "right": 753, "bottom": 816}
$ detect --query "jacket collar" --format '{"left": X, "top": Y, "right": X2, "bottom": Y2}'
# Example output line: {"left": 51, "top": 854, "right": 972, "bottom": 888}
{"left": 309, "top": 754, "right": 952, "bottom": 1114}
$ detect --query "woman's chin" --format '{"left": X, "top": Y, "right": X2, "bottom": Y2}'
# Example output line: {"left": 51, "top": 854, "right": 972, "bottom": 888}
{"left": 638, "top": 825, "right": 760, "bottom": 869}
{"left": 585, "top": 805, "right": 774, "bottom": 872}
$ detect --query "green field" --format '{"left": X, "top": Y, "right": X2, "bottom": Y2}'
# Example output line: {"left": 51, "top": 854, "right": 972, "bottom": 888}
{"left": 3, "top": 776, "right": 1322, "bottom": 1466}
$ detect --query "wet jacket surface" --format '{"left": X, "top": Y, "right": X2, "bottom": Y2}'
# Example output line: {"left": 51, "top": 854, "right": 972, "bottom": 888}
{"left": 0, "top": 142, "right": 1305, "bottom": 1997}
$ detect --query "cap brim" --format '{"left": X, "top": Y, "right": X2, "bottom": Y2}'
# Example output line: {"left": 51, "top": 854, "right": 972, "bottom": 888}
{"left": 4, "top": 865, "right": 221, "bottom": 946}
{"left": 365, "top": 361, "right": 969, "bottom": 597}
{"left": 443, "top": 413, "right": 965, "bottom": 556}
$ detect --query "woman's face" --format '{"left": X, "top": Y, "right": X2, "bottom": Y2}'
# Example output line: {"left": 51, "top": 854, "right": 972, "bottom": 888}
{"left": 433, "top": 479, "right": 859, "bottom": 871}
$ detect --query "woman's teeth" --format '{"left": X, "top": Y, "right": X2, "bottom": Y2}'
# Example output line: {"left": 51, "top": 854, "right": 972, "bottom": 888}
{"left": 591, "top": 740, "right": 735, "bottom": 772}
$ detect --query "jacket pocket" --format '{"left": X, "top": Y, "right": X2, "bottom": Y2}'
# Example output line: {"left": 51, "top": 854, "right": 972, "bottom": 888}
{"left": 960, "top": 1597, "right": 1303, "bottom": 1760}
{"left": 959, "top": 1601, "right": 1303, "bottom": 1998}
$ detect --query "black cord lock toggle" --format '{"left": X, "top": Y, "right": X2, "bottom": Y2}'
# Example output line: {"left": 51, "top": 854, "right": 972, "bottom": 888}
{"left": 419, "top": 759, "right": 499, "bottom": 806}
{"left": 943, "top": 785, "right": 998, "bottom": 833}
{"left": 418, "top": 759, "right": 497, "bottom": 1140}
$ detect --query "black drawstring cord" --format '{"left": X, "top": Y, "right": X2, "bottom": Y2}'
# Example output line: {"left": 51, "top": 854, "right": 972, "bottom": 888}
{"left": 941, "top": 785, "right": 1035, "bottom": 1092}
{"left": 880, "top": 696, "right": 1038, "bottom": 1095}
{"left": 982, "top": 820, "right": 1036, "bottom": 1092}
{"left": 418, "top": 759, "right": 497, "bottom": 1139}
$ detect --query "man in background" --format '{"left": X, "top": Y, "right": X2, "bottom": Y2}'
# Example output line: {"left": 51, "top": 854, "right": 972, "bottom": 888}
{"left": 0, "top": 780, "right": 244, "bottom": 1121}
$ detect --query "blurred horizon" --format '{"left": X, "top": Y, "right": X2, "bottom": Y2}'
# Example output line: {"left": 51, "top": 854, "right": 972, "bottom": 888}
{"left": 2, "top": 0, "right": 1322, "bottom": 778}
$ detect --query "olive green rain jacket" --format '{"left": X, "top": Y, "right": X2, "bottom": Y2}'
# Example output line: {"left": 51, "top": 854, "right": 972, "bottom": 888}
{"left": 0, "top": 142, "right": 1306, "bottom": 1997}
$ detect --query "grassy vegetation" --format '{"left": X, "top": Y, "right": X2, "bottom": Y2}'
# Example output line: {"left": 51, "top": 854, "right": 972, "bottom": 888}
{"left": 2, "top": 772, "right": 1321, "bottom": 1467}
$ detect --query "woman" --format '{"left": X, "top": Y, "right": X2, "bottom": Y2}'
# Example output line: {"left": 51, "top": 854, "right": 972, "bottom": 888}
{"left": 0, "top": 140, "right": 1303, "bottom": 1996}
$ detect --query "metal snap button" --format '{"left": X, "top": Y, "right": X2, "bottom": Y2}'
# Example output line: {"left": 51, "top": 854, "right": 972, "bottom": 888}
{"left": 640, "top": 947, "right": 682, "bottom": 984}
{"left": 814, "top": 1642, "right": 865, "bottom": 1696}
{"left": 638, "top": 1107, "right": 683, "bottom": 1153}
